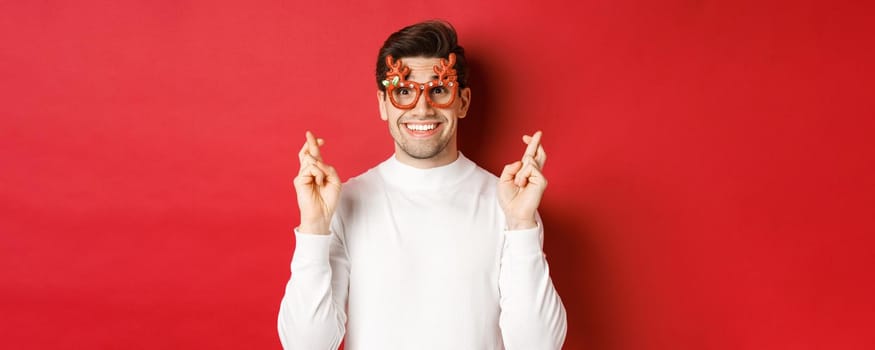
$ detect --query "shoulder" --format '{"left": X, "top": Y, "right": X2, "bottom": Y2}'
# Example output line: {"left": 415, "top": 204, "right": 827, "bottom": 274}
{"left": 471, "top": 162, "right": 499, "bottom": 184}
{"left": 341, "top": 166, "right": 383, "bottom": 200}
{"left": 461, "top": 159, "right": 500, "bottom": 197}
{"left": 332, "top": 165, "right": 383, "bottom": 233}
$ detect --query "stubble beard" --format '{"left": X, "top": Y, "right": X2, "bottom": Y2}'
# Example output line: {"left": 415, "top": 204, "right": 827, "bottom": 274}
{"left": 390, "top": 119, "right": 453, "bottom": 160}
{"left": 397, "top": 136, "right": 452, "bottom": 160}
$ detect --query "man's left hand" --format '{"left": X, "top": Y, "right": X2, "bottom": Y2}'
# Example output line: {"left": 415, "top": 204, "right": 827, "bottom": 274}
{"left": 498, "top": 130, "right": 547, "bottom": 230}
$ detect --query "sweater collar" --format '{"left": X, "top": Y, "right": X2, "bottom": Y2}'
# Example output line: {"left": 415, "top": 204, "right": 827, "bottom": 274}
{"left": 377, "top": 152, "right": 477, "bottom": 191}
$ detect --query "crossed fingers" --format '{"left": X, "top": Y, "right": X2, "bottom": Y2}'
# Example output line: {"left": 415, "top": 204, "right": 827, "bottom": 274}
{"left": 298, "top": 131, "right": 324, "bottom": 169}
{"left": 523, "top": 131, "right": 547, "bottom": 168}
{"left": 514, "top": 130, "right": 547, "bottom": 187}
{"left": 297, "top": 131, "right": 335, "bottom": 186}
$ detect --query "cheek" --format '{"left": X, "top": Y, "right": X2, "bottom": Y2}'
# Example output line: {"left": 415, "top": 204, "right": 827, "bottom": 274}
{"left": 387, "top": 110, "right": 405, "bottom": 125}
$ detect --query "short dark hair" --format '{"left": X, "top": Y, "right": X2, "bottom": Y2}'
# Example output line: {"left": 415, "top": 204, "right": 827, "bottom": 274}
{"left": 375, "top": 20, "right": 468, "bottom": 92}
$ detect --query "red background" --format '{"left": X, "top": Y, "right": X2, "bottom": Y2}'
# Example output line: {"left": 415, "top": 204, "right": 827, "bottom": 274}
{"left": 2, "top": 0, "right": 873, "bottom": 349}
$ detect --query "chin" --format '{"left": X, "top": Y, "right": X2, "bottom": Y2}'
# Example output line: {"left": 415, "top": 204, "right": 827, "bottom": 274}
{"left": 399, "top": 139, "right": 452, "bottom": 160}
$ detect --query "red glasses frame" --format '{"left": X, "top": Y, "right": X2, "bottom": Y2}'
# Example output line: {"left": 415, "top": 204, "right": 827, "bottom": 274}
{"left": 383, "top": 53, "right": 459, "bottom": 110}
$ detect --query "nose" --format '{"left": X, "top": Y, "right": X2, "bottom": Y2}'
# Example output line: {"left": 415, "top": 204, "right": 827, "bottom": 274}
{"left": 409, "top": 89, "right": 435, "bottom": 117}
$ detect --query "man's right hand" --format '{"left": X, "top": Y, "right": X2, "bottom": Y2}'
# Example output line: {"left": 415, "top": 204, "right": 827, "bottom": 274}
{"left": 293, "top": 131, "right": 341, "bottom": 235}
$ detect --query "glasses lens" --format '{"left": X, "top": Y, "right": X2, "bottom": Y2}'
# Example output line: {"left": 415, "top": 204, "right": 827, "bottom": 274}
{"left": 428, "top": 83, "right": 455, "bottom": 105}
{"left": 391, "top": 85, "right": 418, "bottom": 107}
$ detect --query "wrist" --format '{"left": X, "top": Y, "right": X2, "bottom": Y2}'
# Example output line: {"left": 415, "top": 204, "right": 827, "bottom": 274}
{"left": 298, "top": 221, "right": 330, "bottom": 235}
{"left": 506, "top": 218, "right": 537, "bottom": 231}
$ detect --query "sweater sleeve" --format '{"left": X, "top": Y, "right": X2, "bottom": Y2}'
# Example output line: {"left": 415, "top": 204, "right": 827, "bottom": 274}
{"left": 498, "top": 221, "right": 568, "bottom": 349}
{"left": 277, "top": 219, "right": 350, "bottom": 350}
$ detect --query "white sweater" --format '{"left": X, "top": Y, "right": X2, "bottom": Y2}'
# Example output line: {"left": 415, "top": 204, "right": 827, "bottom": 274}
{"left": 278, "top": 154, "right": 567, "bottom": 349}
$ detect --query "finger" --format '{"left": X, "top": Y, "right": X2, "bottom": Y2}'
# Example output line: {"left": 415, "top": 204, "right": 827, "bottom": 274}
{"left": 306, "top": 163, "right": 326, "bottom": 186}
{"left": 522, "top": 130, "right": 542, "bottom": 160}
{"left": 530, "top": 144, "right": 546, "bottom": 169}
{"left": 299, "top": 138, "right": 327, "bottom": 164}
{"left": 294, "top": 164, "right": 320, "bottom": 186}
{"left": 296, "top": 160, "right": 333, "bottom": 186}
{"left": 520, "top": 154, "right": 540, "bottom": 170}
{"left": 298, "top": 154, "right": 318, "bottom": 175}
{"left": 537, "top": 145, "right": 547, "bottom": 168}
{"left": 312, "top": 160, "right": 338, "bottom": 186}
{"left": 298, "top": 140, "right": 310, "bottom": 163}
{"left": 324, "top": 164, "right": 341, "bottom": 185}
{"left": 306, "top": 131, "right": 322, "bottom": 161}
{"left": 514, "top": 156, "right": 547, "bottom": 188}
{"left": 523, "top": 136, "right": 547, "bottom": 169}
{"left": 500, "top": 161, "right": 523, "bottom": 183}
{"left": 514, "top": 162, "right": 533, "bottom": 187}
{"left": 293, "top": 164, "right": 322, "bottom": 186}
{"left": 525, "top": 163, "right": 548, "bottom": 188}
{"left": 515, "top": 155, "right": 535, "bottom": 186}
{"left": 293, "top": 172, "right": 313, "bottom": 186}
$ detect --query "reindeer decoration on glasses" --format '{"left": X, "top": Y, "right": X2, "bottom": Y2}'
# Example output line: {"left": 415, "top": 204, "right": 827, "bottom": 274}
{"left": 382, "top": 53, "right": 459, "bottom": 110}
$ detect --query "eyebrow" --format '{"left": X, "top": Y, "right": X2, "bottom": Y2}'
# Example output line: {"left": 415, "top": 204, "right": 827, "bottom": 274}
{"left": 405, "top": 74, "right": 440, "bottom": 81}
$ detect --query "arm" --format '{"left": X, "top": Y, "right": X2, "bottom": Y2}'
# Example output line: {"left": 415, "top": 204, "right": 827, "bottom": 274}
{"left": 277, "top": 131, "right": 347, "bottom": 349}
{"left": 497, "top": 131, "right": 567, "bottom": 349}
{"left": 277, "top": 222, "right": 349, "bottom": 349}
{"left": 498, "top": 221, "right": 567, "bottom": 349}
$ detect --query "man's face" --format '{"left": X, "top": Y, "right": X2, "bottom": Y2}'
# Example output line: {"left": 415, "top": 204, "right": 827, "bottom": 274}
{"left": 377, "top": 56, "right": 471, "bottom": 167}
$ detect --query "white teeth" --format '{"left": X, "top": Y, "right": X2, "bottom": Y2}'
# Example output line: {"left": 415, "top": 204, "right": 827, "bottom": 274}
{"left": 405, "top": 124, "right": 437, "bottom": 131}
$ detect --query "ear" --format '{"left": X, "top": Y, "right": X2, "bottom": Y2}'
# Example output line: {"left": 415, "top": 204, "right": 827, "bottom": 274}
{"left": 457, "top": 87, "right": 471, "bottom": 119}
{"left": 377, "top": 90, "right": 388, "bottom": 121}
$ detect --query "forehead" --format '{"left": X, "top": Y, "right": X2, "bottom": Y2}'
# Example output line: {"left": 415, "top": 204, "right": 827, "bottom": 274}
{"left": 399, "top": 56, "right": 442, "bottom": 80}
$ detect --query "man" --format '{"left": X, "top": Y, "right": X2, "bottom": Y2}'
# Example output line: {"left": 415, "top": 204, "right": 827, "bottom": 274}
{"left": 278, "top": 20, "right": 567, "bottom": 349}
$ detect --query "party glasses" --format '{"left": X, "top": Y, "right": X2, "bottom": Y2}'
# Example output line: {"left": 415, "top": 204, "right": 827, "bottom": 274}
{"left": 382, "top": 53, "right": 459, "bottom": 110}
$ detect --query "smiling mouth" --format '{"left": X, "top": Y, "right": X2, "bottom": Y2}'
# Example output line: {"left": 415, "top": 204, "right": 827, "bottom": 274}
{"left": 402, "top": 122, "right": 441, "bottom": 137}
{"left": 405, "top": 123, "right": 437, "bottom": 131}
